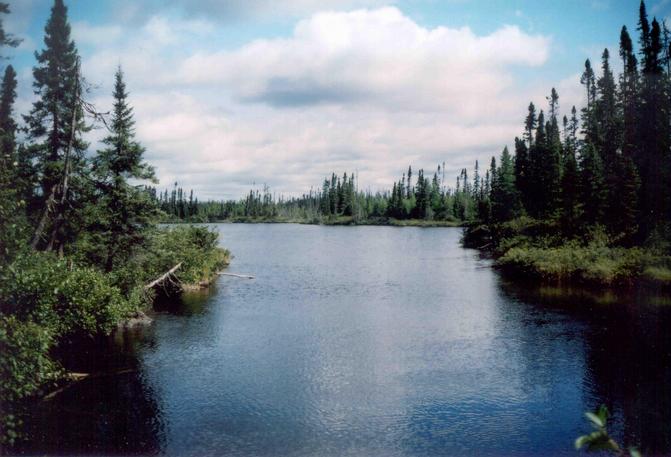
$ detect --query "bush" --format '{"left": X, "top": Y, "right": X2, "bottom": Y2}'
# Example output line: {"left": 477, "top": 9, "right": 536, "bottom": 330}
{"left": 0, "top": 252, "right": 134, "bottom": 337}
{"left": 497, "top": 241, "right": 671, "bottom": 286}
{"left": 0, "top": 316, "right": 60, "bottom": 445}
{"left": 143, "top": 226, "right": 230, "bottom": 287}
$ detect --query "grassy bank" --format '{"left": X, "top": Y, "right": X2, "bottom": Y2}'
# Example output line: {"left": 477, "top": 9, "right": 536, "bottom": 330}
{"left": 464, "top": 217, "right": 671, "bottom": 288}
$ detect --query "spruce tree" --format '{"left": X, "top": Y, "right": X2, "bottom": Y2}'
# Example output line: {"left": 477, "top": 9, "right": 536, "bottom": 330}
{"left": 580, "top": 59, "right": 598, "bottom": 144}
{"left": 490, "top": 146, "right": 519, "bottom": 222}
{"left": 612, "top": 156, "right": 641, "bottom": 243}
{"left": 0, "top": 3, "right": 23, "bottom": 261}
{"left": 92, "top": 67, "right": 156, "bottom": 271}
{"left": 560, "top": 147, "right": 580, "bottom": 235}
{"left": 26, "top": 0, "right": 85, "bottom": 196}
{"left": 595, "top": 48, "right": 622, "bottom": 233}
{"left": 545, "top": 90, "right": 563, "bottom": 217}
{"left": 526, "top": 110, "right": 547, "bottom": 217}
{"left": 26, "top": 0, "right": 88, "bottom": 252}
{"left": 637, "top": 12, "right": 670, "bottom": 235}
{"left": 619, "top": 26, "right": 638, "bottom": 160}
{"left": 579, "top": 143, "right": 607, "bottom": 227}
{"left": 406, "top": 165, "right": 413, "bottom": 198}
{"left": 523, "top": 102, "right": 537, "bottom": 146}
{"left": 0, "top": 64, "right": 22, "bottom": 259}
{"left": 0, "top": 65, "right": 16, "bottom": 169}
{"left": 0, "top": 3, "right": 19, "bottom": 51}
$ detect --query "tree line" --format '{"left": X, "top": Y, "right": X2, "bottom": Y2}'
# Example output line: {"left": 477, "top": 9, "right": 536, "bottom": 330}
{"left": 153, "top": 166, "right": 477, "bottom": 224}
{"left": 470, "top": 1, "right": 670, "bottom": 246}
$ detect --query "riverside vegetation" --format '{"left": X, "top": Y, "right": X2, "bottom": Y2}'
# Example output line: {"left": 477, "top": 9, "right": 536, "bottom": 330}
{"left": 0, "top": 1, "right": 228, "bottom": 445}
{"left": 462, "top": 2, "right": 671, "bottom": 289}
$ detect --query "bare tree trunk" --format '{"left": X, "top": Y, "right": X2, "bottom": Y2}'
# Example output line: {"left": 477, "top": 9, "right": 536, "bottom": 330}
{"left": 144, "top": 263, "right": 182, "bottom": 290}
{"left": 30, "top": 184, "right": 57, "bottom": 250}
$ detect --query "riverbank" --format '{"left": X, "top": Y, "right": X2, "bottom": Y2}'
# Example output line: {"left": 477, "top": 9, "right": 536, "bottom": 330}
{"left": 463, "top": 217, "right": 671, "bottom": 288}
{"left": 0, "top": 225, "right": 229, "bottom": 446}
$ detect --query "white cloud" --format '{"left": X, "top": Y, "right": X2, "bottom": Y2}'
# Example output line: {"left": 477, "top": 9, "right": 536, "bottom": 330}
{"left": 20, "top": 6, "right": 560, "bottom": 199}
{"left": 177, "top": 7, "right": 550, "bottom": 115}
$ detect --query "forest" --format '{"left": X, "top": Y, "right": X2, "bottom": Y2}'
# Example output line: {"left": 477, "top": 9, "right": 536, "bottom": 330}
{"left": 151, "top": 165, "right": 467, "bottom": 225}
{"left": 1, "top": 0, "right": 671, "bottom": 452}
{"left": 0, "top": 0, "right": 228, "bottom": 444}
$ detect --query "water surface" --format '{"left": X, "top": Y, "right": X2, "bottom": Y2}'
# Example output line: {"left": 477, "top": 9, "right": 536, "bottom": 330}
{"left": 22, "top": 224, "right": 671, "bottom": 456}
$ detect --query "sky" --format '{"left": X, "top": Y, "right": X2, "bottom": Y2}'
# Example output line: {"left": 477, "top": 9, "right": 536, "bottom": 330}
{"left": 4, "top": 0, "right": 671, "bottom": 199}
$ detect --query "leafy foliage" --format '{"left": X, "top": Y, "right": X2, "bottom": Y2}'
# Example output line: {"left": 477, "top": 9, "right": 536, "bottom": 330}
{"left": 575, "top": 406, "right": 641, "bottom": 457}
{"left": 0, "top": 316, "right": 60, "bottom": 445}
{"left": 0, "top": 252, "right": 134, "bottom": 337}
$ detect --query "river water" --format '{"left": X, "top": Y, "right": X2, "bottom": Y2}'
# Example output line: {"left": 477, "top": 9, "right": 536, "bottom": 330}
{"left": 21, "top": 224, "right": 671, "bottom": 456}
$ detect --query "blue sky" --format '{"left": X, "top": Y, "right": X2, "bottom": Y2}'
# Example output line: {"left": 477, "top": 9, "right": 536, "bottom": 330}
{"left": 4, "top": 0, "right": 669, "bottom": 199}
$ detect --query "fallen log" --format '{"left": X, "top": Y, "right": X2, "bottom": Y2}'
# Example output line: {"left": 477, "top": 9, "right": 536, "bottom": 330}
{"left": 43, "top": 368, "right": 137, "bottom": 401}
{"left": 218, "top": 272, "right": 255, "bottom": 279}
{"left": 144, "top": 262, "right": 182, "bottom": 290}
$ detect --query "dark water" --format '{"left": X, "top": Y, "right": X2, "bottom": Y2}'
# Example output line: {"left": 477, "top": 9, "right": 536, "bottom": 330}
{"left": 19, "top": 224, "right": 671, "bottom": 456}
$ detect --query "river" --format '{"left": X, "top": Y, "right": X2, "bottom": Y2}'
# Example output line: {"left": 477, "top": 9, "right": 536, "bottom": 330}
{"left": 21, "top": 224, "right": 671, "bottom": 456}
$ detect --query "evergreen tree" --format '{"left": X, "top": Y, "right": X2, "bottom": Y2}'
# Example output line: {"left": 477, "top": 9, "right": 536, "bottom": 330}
{"left": 609, "top": 156, "right": 641, "bottom": 243}
{"left": 0, "top": 3, "right": 19, "bottom": 51}
{"left": 560, "top": 146, "right": 580, "bottom": 235}
{"left": 25, "top": 0, "right": 85, "bottom": 197}
{"left": 619, "top": 26, "right": 639, "bottom": 160}
{"left": 0, "top": 65, "right": 16, "bottom": 169}
{"left": 526, "top": 110, "right": 547, "bottom": 217}
{"left": 91, "top": 67, "right": 156, "bottom": 271}
{"left": 25, "top": 0, "right": 88, "bottom": 252}
{"left": 523, "top": 102, "right": 537, "bottom": 146}
{"left": 579, "top": 143, "right": 607, "bottom": 227}
{"left": 514, "top": 137, "right": 530, "bottom": 213}
{"left": 0, "top": 63, "right": 21, "bottom": 259}
{"left": 406, "top": 165, "right": 413, "bottom": 199}
{"left": 637, "top": 12, "right": 670, "bottom": 234}
{"left": 545, "top": 90, "right": 563, "bottom": 217}
{"left": 580, "top": 59, "right": 598, "bottom": 144}
{"left": 595, "top": 48, "right": 622, "bottom": 232}
{"left": 320, "top": 179, "right": 330, "bottom": 215}
{"left": 490, "top": 146, "right": 520, "bottom": 222}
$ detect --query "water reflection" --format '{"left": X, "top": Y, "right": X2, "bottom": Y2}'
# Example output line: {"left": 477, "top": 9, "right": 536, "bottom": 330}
{"left": 18, "top": 328, "right": 166, "bottom": 455}
{"left": 17, "top": 225, "right": 671, "bottom": 456}
{"left": 500, "top": 280, "right": 671, "bottom": 455}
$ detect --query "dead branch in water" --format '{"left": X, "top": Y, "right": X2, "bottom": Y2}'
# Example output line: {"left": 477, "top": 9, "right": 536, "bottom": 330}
{"left": 218, "top": 272, "right": 255, "bottom": 279}
{"left": 144, "top": 262, "right": 182, "bottom": 290}
{"left": 43, "top": 368, "right": 137, "bottom": 401}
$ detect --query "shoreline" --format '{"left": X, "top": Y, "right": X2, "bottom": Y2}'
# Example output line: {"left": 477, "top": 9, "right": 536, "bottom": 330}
{"left": 462, "top": 219, "right": 671, "bottom": 290}
{"left": 163, "top": 216, "right": 464, "bottom": 228}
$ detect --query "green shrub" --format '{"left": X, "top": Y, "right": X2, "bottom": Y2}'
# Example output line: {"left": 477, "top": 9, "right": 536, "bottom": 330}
{"left": 0, "top": 316, "right": 61, "bottom": 445}
{"left": 144, "top": 226, "right": 230, "bottom": 287}
{"left": 496, "top": 241, "right": 669, "bottom": 286}
{"left": 0, "top": 252, "right": 134, "bottom": 337}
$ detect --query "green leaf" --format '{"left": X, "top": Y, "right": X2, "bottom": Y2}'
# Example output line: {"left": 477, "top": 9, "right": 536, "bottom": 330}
{"left": 585, "top": 412, "right": 605, "bottom": 428}
{"left": 575, "top": 435, "right": 590, "bottom": 450}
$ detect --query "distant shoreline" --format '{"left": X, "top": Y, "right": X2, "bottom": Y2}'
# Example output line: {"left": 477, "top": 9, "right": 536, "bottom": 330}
{"left": 164, "top": 216, "right": 464, "bottom": 228}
